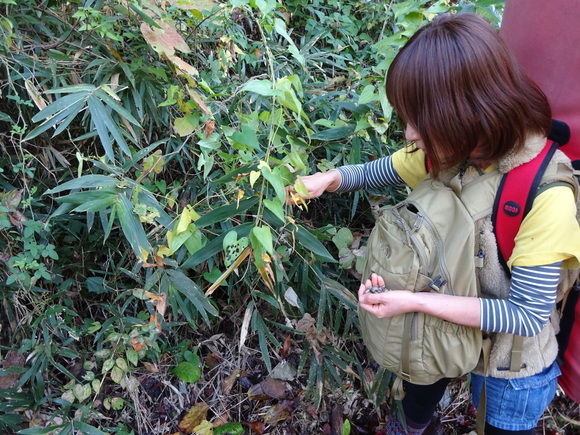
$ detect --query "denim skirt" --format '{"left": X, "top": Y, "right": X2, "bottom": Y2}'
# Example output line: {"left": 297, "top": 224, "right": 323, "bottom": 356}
{"left": 471, "top": 361, "right": 561, "bottom": 431}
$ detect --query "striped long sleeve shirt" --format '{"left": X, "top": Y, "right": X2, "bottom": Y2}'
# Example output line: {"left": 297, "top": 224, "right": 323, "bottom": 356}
{"left": 335, "top": 156, "right": 559, "bottom": 336}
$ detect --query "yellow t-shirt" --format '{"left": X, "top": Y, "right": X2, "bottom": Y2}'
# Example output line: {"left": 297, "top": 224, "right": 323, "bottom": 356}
{"left": 391, "top": 147, "right": 580, "bottom": 269}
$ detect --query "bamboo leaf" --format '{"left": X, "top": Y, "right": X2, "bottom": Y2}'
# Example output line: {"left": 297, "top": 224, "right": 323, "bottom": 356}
{"left": 195, "top": 197, "right": 259, "bottom": 228}
{"left": 45, "top": 175, "right": 118, "bottom": 195}
{"left": 115, "top": 193, "right": 151, "bottom": 261}
{"left": 205, "top": 246, "right": 251, "bottom": 296}
{"left": 45, "top": 84, "right": 96, "bottom": 94}
{"left": 181, "top": 222, "right": 253, "bottom": 269}
{"left": 25, "top": 94, "right": 89, "bottom": 140}
{"left": 128, "top": 2, "right": 162, "bottom": 28}
{"left": 88, "top": 96, "right": 132, "bottom": 158}
{"left": 166, "top": 269, "right": 218, "bottom": 324}
{"left": 293, "top": 225, "right": 336, "bottom": 263}
{"left": 30, "top": 92, "right": 89, "bottom": 123}
{"left": 87, "top": 97, "right": 114, "bottom": 161}
{"left": 311, "top": 125, "right": 355, "bottom": 141}
{"left": 94, "top": 89, "right": 141, "bottom": 126}
{"left": 52, "top": 100, "right": 87, "bottom": 136}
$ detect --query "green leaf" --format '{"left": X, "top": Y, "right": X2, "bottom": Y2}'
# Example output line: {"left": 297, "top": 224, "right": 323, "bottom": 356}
{"left": 25, "top": 93, "right": 90, "bottom": 140}
{"left": 88, "top": 96, "right": 132, "bottom": 160}
{"left": 251, "top": 225, "right": 273, "bottom": 255}
{"left": 322, "top": 278, "right": 358, "bottom": 310}
{"left": 214, "top": 422, "right": 244, "bottom": 435}
{"left": 273, "top": 18, "right": 305, "bottom": 67}
{"left": 125, "top": 349, "right": 139, "bottom": 366}
{"left": 195, "top": 197, "right": 259, "bottom": 228}
{"left": 174, "top": 114, "right": 197, "bottom": 136}
{"left": 110, "top": 366, "right": 124, "bottom": 384}
{"left": 111, "top": 397, "right": 124, "bottom": 410}
{"left": 115, "top": 193, "right": 151, "bottom": 261}
{"left": 94, "top": 89, "right": 140, "bottom": 126}
{"left": 263, "top": 197, "right": 284, "bottom": 222}
{"left": 173, "top": 361, "right": 201, "bottom": 383}
{"left": 128, "top": 2, "right": 162, "bottom": 28}
{"left": 223, "top": 232, "right": 249, "bottom": 267}
{"left": 332, "top": 227, "right": 354, "bottom": 250}
{"left": 166, "top": 269, "right": 218, "bottom": 324}
{"left": 358, "top": 84, "right": 378, "bottom": 105}
{"left": 73, "top": 383, "right": 92, "bottom": 402}
{"left": 259, "top": 163, "right": 286, "bottom": 203}
{"left": 311, "top": 125, "right": 355, "bottom": 141}
{"left": 17, "top": 426, "right": 62, "bottom": 434}
{"left": 116, "top": 358, "right": 128, "bottom": 371}
{"left": 0, "top": 110, "right": 14, "bottom": 123}
{"left": 293, "top": 225, "right": 336, "bottom": 263}
{"left": 240, "top": 80, "right": 282, "bottom": 97}
{"left": 181, "top": 223, "right": 253, "bottom": 269}
{"left": 72, "top": 421, "right": 107, "bottom": 435}
{"left": 44, "top": 175, "right": 118, "bottom": 195}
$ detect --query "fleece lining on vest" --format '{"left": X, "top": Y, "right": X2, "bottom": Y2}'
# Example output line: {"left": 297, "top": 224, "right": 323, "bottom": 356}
{"left": 441, "top": 134, "right": 576, "bottom": 379}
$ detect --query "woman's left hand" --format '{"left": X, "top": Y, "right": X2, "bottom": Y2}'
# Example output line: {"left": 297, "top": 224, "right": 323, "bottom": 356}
{"left": 358, "top": 273, "right": 414, "bottom": 318}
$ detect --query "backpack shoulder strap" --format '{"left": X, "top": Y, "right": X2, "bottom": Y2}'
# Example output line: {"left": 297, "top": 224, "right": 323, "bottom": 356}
{"left": 492, "top": 140, "right": 559, "bottom": 275}
{"left": 492, "top": 120, "right": 572, "bottom": 272}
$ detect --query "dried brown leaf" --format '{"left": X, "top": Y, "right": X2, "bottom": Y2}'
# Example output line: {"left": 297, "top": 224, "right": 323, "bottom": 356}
{"left": 280, "top": 335, "right": 292, "bottom": 359}
{"left": 244, "top": 421, "right": 265, "bottom": 434}
{"left": 144, "top": 291, "right": 167, "bottom": 317}
{"left": 131, "top": 337, "right": 146, "bottom": 352}
{"left": 261, "top": 378, "right": 287, "bottom": 399}
{"left": 204, "top": 120, "right": 215, "bottom": 138}
{"left": 222, "top": 368, "right": 241, "bottom": 395}
{"left": 142, "top": 361, "right": 159, "bottom": 373}
{"left": 177, "top": 402, "right": 209, "bottom": 433}
{"left": 212, "top": 412, "right": 230, "bottom": 427}
{"left": 295, "top": 313, "right": 316, "bottom": 332}
{"left": 0, "top": 351, "right": 25, "bottom": 389}
{"left": 263, "top": 400, "right": 293, "bottom": 425}
{"left": 205, "top": 352, "right": 221, "bottom": 369}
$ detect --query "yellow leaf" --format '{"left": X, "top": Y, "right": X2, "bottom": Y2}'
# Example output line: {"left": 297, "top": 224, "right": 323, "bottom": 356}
{"left": 176, "top": 207, "right": 193, "bottom": 233}
{"left": 249, "top": 170, "right": 260, "bottom": 187}
{"left": 192, "top": 420, "right": 213, "bottom": 434}
{"left": 156, "top": 245, "right": 172, "bottom": 258}
{"left": 205, "top": 246, "right": 251, "bottom": 296}
{"left": 139, "top": 247, "right": 149, "bottom": 263}
{"left": 178, "top": 402, "right": 210, "bottom": 433}
{"left": 258, "top": 261, "right": 275, "bottom": 295}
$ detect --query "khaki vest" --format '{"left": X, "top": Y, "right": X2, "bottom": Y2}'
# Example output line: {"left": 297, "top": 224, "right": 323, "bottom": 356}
{"left": 441, "top": 134, "right": 578, "bottom": 379}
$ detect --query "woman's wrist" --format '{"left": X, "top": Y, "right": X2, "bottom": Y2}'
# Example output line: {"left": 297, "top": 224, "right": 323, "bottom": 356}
{"left": 325, "top": 169, "right": 342, "bottom": 192}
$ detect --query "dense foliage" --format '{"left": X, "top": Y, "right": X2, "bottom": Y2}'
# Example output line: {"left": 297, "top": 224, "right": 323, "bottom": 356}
{"left": 9, "top": 0, "right": 573, "bottom": 433}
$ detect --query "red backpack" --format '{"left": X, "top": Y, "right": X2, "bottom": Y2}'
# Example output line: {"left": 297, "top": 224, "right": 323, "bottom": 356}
{"left": 492, "top": 120, "right": 580, "bottom": 403}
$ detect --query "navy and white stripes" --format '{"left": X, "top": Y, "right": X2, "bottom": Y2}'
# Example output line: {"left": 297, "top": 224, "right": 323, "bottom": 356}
{"left": 334, "top": 156, "right": 403, "bottom": 192}
{"left": 480, "top": 263, "right": 560, "bottom": 336}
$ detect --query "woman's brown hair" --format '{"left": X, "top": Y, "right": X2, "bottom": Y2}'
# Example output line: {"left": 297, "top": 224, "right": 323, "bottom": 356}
{"left": 386, "top": 13, "right": 552, "bottom": 176}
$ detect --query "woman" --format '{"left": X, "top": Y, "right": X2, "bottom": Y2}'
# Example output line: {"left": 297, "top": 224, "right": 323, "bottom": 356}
{"left": 287, "top": 13, "right": 580, "bottom": 435}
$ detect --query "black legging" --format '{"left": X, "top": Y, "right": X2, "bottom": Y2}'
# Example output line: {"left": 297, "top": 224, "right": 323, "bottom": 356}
{"left": 401, "top": 379, "right": 533, "bottom": 435}
{"left": 402, "top": 378, "right": 451, "bottom": 424}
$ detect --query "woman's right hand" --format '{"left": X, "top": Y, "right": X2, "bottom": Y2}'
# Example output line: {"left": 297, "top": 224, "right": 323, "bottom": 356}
{"left": 285, "top": 170, "right": 341, "bottom": 205}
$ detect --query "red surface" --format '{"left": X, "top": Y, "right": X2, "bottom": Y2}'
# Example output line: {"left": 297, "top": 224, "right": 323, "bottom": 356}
{"left": 501, "top": 0, "right": 580, "bottom": 161}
